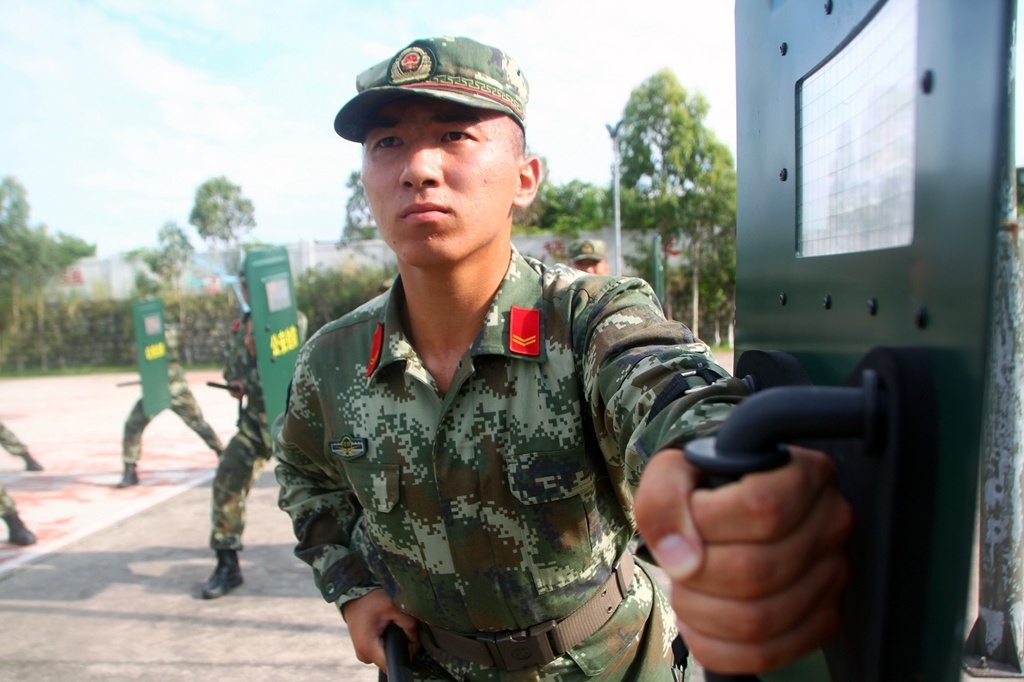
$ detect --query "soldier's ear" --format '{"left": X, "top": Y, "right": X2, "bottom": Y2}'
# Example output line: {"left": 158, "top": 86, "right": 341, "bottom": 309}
{"left": 512, "top": 155, "right": 542, "bottom": 209}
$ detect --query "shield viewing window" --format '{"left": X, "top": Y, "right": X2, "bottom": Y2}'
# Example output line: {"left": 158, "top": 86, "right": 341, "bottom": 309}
{"left": 264, "top": 276, "right": 294, "bottom": 313}
{"left": 143, "top": 313, "right": 163, "bottom": 336}
{"left": 797, "top": 0, "right": 918, "bottom": 257}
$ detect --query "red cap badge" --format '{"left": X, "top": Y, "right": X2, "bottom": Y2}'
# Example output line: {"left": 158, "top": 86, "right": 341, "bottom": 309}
{"left": 509, "top": 307, "right": 541, "bottom": 357}
{"left": 366, "top": 322, "right": 384, "bottom": 377}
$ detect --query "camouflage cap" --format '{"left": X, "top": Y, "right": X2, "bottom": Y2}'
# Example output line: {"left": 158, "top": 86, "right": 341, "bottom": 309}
{"left": 334, "top": 36, "right": 529, "bottom": 142}
{"left": 570, "top": 239, "right": 607, "bottom": 264}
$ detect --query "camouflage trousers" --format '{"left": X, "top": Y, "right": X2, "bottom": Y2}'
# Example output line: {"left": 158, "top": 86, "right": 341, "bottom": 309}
{"left": 122, "top": 392, "right": 223, "bottom": 464}
{"left": 407, "top": 561, "right": 685, "bottom": 681}
{"left": 209, "top": 418, "right": 270, "bottom": 551}
{"left": 0, "top": 485, "right": 15, "bottom": 515}
{"left": 0, "top": 420, "right": 30, "bottom": 460}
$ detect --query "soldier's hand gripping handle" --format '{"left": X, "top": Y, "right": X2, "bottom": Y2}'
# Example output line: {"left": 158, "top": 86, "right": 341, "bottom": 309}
{"left": 678, "top": 372, "right": 879, "bottom": 681}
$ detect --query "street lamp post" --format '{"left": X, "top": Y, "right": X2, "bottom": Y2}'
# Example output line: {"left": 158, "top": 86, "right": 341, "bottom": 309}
{"left": 606, "top": 120, "right": 623, "bottom": 276}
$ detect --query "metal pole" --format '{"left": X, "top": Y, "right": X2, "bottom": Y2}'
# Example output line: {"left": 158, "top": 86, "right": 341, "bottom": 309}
{"left": 963, "top": 0, "right": 1024, "bottom": 674}
{"left": 607, "top": 120, "right": 623, "bottom": 276}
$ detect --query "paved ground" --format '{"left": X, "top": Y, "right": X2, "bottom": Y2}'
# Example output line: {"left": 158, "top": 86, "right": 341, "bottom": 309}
{"left": 0, "top": 370, "right": 379, "bottom": 681}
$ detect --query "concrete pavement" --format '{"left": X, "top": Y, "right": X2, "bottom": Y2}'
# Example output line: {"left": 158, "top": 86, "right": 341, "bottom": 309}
{"left": 0, "top": 370, "right": 380, "bottom": 681}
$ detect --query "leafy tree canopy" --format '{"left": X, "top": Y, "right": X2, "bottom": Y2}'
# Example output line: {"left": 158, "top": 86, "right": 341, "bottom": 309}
{"left": 188, "top": 176, "right": 255, "bottom": 247}
{"left": 129, "top": 221, "right": 195, "bottom": 284}
{"left": 342, "top": 171, "right": 377, "bottom": 242}
{"left": 618, "top": 69, "right": 736, "bottom": 239}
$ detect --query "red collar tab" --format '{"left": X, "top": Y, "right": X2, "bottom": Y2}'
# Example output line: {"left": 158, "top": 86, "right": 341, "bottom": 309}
{"left": 509, "top": 306, "right": 541, "bottom": 357}
{"left": 366, "top": 322, "right": 384, "bottom": 378}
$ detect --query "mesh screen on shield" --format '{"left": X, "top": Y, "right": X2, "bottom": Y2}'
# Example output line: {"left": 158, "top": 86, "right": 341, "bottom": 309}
{"left": 797, "top": 0, "right": 918, "bottom": 257}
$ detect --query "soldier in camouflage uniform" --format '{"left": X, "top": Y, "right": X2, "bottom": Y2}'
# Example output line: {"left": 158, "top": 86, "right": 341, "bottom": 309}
{"left": 201, "top": 290, "right": 273, "bottom": 599}
{"left": 568, "top": 239, "right": 610, "bottom": 276}
{"left": 0, "top": 484, "right": 36, "bottom": 546}
{"left": 0, "top": 419, "right": 43, "bottom": 472}
{"left": 0, "top": 420, "right": 39, "bottom": 545}
{"left": 117, "top": 333, "right": 224, "bottom": 488}
{"left": 274, "top": 36, "right": 852, "bottom": 680}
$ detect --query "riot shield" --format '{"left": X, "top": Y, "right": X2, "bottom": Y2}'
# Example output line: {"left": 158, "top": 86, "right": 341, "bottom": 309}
{"left": 693, "top": 1, "right": 1012, "bottom": 680}
{"left": 131, "top": 299, "right": 171, "bottom": 417}
{"left": 242, "top": 247, "right": 301, "bottom": 428}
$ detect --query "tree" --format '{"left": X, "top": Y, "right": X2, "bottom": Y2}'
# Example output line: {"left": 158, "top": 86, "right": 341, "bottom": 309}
{"left": 528, "top": 179, "right": 608, "bottom": 234}
{"left": 295, "top": 264, "right": 388, "bottom": 333}
{"left": 128, "top": 221, "right": 196, "bottom": 333}
{"left": 0, "top": 177, "right": 96, "bottom": 367}
{"left": 342, "top": 171, "right": 377, "bottom": 242}
{"left": 617, "top": 69, "right": 737, "bottom": 337}
{"left": 0, "top": 176, "right": 32, "bottom": 335}
{"left": 188, "top": 176, "right": 256, "bottom": 250}
{"left": 20, "top": 228, "right": 94, "bottom": 368}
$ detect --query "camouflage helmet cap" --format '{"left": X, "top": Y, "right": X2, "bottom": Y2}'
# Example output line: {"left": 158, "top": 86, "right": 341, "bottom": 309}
{"left": 334, "top": 36, "right": 529, "bottom": 142}
{"left": 570, "top": 239, "right": 607, "bottom": 264}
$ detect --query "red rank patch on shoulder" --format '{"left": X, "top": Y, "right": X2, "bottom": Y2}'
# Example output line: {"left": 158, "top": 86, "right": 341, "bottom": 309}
{"left": 366, "top": 322, "right": 384, "bottom": 378}
{"left": 509, "top": 306, "right": 540, "bottom": 357}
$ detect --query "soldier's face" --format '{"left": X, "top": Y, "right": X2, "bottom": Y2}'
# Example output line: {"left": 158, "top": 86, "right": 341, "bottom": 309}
{"left": 578, "top": 259, "right": 609, "bottom": 275}
{"left": 361, "top": 98, "right": 540, "bottom": 271}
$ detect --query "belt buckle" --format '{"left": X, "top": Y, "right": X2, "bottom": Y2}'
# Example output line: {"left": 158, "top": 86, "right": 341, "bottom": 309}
{"left": 480, "top": 620, "right": 557, "bottom": 671}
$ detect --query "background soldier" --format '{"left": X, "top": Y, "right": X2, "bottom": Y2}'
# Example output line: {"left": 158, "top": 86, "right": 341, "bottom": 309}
{"left": 117, "top": 326, "right": 223, "bottom": 488}
{"left": 0, "top": 419, "right": 43, "bottom": 472}
{"left": 0, "top": 420, "right": 40, "bottom": 546}
{"left": 0, "top": 485, "right": 36, "bottom": 546}
{"left": 568, "top": 238, "right": 610, "bottom": 275}
{"left": 201, "top": 279, "right": 270, "bottom": 600}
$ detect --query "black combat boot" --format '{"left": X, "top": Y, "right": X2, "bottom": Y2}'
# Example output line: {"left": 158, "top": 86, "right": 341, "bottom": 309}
{"left": 202, "top": 549, "right": 243, "bottom": 599}
{"left": 22, "top": 454, "right": 43, "bottom": 472}
{"left": 3, "top": 511, "right": 37, "bottom": 546}
{"left": 116, "top": 463, "right": 139, "bottom": 488}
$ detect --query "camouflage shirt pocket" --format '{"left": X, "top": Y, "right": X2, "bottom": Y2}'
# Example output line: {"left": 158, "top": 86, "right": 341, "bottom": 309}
{"left": 502, "top": 444, "right": 598, "bottom": 592}
{"left": 503, "top": 444, "right": 594, "bottom": 504}
{"left": 344, "top": 461, "right": 401, "bottom": 514}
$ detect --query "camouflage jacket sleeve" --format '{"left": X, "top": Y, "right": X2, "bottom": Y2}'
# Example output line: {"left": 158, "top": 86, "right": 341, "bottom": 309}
{"left": 275, "top": 333, "right": 380, "bottom": 607}
{"left": 549, "top": 264, "right": 748, "bottom": 514}
{"left": 223, "top": 320, "right": 247, "bottom": 384}
{"left": 223, "top": 317, "right": 266, "bottom": 420}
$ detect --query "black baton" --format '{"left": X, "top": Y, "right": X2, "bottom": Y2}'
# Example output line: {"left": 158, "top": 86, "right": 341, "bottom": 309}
{"left": 378, "top": 623, "right": 412, "bottom": 682}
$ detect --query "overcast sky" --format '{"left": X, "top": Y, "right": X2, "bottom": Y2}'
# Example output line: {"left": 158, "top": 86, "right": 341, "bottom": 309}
{"left": 1, "top": 1, "right": 1020, "bottom": 258}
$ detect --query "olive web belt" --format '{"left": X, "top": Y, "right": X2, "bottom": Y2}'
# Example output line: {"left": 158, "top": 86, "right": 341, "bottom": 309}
{"left": 423, "top": 551, "right": 636, "bottom": 672}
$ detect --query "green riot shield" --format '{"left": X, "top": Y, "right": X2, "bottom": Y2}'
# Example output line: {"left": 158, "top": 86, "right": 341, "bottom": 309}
{"left": 711, "top": 1, "right": 1012, "bottom": 680}
{"left": 243, "top": 247, "right": 301, "bottom": 428}
{"left": 131, "top": 299, "right": 171, "bottom": 417}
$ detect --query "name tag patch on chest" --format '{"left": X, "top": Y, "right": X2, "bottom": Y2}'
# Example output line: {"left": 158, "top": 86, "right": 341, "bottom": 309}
{"left": 329, "top": 434, "right": 368, "bottom": 461}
